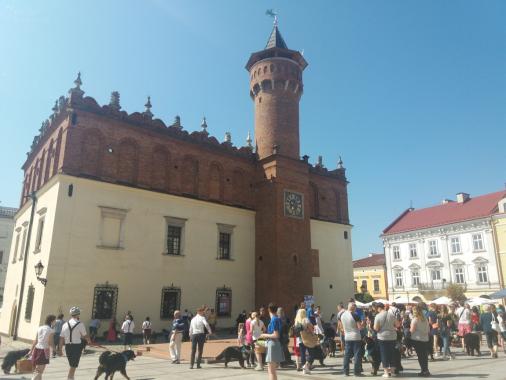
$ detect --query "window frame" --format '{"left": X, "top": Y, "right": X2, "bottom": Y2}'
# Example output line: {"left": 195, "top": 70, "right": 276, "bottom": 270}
{"left": 409, "top": 243, "right": 417, "bottom": 259}
{"left": 25, "top": 284, "right": 35, "bottom": 321}
{"left": 472, "top": 233, "right": 484, "bottom": 252}
{"left": 431, "top": 269, "right": 441, "bottom": 281}
{"left": 450, "top": 236, "right": 461, "bottom": 254}
{"left": 92, "top": 283, "right": 119, "bottom": 320}
{"left": 98, "top": 206, "right": 128, "bottom": 250}
{"left": 477, "top": 265, "right": 488, "bottom": 284}
{"left": 12, "top": 228, "right": 21, "bottom": 263}
{"left": 373, "top": 279, "right": 380, "bottom": 293}
{"left": 215, "top": 287, "right": 232, "bottom": 317}
{"left": 454, "top": 267, "right": 465, "bottom": 284}
{"left": 392, "top": 246, "right": 400, "bottom": 261}
{"left": 217, "top": 223, "right": 235, "bottom": 260}
{"left": 411, "top": 270, "right": 420, "bottom": 286}
{"left": 160, "top": 286, "right": 181, "bottom": 320}
{"left": 164, "top": 217, "right": 187, "bottom": 256}
{"left": 394, "top": 271, "right": 403, "bottom": 288}
{"left": 428, "top": 240, "right": 439, "bottom": 257}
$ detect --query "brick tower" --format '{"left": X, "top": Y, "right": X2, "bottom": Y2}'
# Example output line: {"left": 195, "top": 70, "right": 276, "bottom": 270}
{"left": 247, "top": 23, "right": 313, "bottom": 311}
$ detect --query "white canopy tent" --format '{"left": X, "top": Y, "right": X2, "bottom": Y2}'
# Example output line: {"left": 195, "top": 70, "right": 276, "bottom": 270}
{"left": 467, "top": 297, "right": 497, "bottom": 307}
{"left": 431, "top": 296, "right": 452, "bottom": 305}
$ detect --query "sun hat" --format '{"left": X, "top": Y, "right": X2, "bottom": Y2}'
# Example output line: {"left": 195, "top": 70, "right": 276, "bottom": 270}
{"left": 70, "top": 306, "right": 81, "bottom": 316}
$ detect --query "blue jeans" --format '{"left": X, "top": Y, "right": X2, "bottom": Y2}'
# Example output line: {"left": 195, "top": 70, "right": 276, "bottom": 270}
{"left": 343, "top": 340, "right": 362, "bottom": 375}
{"left": 441, "top": 333, "right": 451, "bottom": 356}
{"left": 378, "top": 340, "right": 396, "bottom": 369}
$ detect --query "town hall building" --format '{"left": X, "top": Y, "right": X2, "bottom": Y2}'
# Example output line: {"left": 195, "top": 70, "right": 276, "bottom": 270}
{"left": 0, "top": 24, "right": 353, "bottom": 340}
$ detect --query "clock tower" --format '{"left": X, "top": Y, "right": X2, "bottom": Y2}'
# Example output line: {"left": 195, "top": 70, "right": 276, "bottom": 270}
{"left": 247, "top": 23, "right": 314, "bottom": 311}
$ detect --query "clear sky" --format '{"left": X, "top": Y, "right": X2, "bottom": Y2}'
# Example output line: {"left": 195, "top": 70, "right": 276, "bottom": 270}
{"left": 0, "top": 0, "right": 504, "bottom": 259}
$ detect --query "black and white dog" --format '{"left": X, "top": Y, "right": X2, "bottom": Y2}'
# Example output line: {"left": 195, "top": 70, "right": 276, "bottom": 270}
{"left": 94, "top": 350, "right": 136, "bottom": 380}
{"left": 2, "top": 348, "right": 30, "bottom": 374}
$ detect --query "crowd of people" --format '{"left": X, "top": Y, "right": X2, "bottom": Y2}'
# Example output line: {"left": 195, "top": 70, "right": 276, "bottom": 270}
{"left": 23, "top": 298, "right": 506, "bottom": 379}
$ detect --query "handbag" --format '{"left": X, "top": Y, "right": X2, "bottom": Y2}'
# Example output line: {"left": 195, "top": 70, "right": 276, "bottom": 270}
{"left": 16, "top": 358, "right": 32, "bottom": 374}
{"left": 300, "top": 328, "right": 319, "bottom": 348}
{"left": 491, "top": 315, "right": 500, "bottom": 333}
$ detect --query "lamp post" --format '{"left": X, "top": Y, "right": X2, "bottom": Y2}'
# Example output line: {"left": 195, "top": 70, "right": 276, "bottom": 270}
{"left": 34, "top": 261, "right": 47, "bottom": 286}
{"left": 13, "top": 191, "right": 37, "bottom": 340}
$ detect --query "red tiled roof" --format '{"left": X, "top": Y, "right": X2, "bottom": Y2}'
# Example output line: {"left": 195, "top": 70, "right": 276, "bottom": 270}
{"left": 383, "top": 190, "right": 506, "bottom": 235}
{"left": 353, "top": 254, "right": 385, "bottom": 268}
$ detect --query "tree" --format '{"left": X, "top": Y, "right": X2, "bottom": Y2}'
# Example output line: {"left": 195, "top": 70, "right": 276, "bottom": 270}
{"left": 446, "top": 283, "right": 467, "bottom": 302}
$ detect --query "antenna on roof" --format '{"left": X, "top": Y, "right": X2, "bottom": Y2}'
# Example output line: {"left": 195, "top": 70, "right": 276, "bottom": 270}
{"left": 409, "top": 200, "right": 414, "bottom": 210}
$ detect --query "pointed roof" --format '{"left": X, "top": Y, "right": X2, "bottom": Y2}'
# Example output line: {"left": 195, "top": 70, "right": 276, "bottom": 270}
{"left": 265, "top": 25, "right": 288, "bottom": 49}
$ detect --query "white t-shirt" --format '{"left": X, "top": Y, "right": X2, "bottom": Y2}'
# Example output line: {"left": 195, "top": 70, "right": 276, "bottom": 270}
{"left": 60, "top": 318, "right": 87, "bottom": 344}
{"left": 142, "top": 320, "right": 152, "bottom": 330}
{"left": 35, "top": 325, "right": 54, "bottom": 349}
{"left": 251, "top": 319, "right": 265, "bottom": 340}
{"left": 457, "top": 307, "right": 471, "bottom": 324}
{"left": 341, "top": 311, "right": 361, "bottom": 341}
{"left": 497, "top": 315, "right": 506, "bottom": 332}
{"left": 121, "top": 320, "right": 135, "bottom": 333}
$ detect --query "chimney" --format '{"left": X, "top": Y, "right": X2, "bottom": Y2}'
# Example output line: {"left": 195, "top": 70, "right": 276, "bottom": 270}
{"left": 368, "top": 253, "right": 373, "bottom": 257}
{"left": 441, "top": 199, "right": 454, "bottom": 205}
{"left": 456, "top": 192, "right": 470, "bottom": 203}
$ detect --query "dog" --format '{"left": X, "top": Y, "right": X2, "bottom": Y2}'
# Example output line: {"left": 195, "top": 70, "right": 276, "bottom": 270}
{"left": 464, "top": 333, "right": 481, "bottom": 356}
{"left": 215, "top": 345, "right": 252, "bottom": 368}
{"left": 365, "top": 337, "right": 381, "bottom": 376}
{"left": 2, "top": 348, "right": 30, "bottom": 374}
{"left": 94, "top": 350, "right": 136, "bottom": 380}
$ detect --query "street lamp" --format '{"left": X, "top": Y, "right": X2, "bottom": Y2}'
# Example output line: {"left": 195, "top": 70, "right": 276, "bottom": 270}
{"left": 34, "top": 261, "right": 47, "bottom": 286}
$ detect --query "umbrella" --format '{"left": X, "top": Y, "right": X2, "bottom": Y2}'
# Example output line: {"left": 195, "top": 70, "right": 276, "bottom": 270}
{"left": 392, "top": 296, "right": 412, "bottom": 304}
{"left": 488, "top": 289, "right": 506, "bottom": 299}
{"left": 467, "top": 297, "right": 496, "bottom": 307}
{"left": 431, "top": 296, "right": 451, "bottom": 305}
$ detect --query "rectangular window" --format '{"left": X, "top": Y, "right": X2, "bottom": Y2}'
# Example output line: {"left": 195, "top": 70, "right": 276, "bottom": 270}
{"left": 34, "top": 217, "right": 45, "bottom": 252}
{"left": 92, "top": 284, "right": 118, "bottom": 319}
{"left": 472, "top": 234, "right": 484, "bottom": 251}
{"left": 395, "top": 271, "right": 403, "bottom": 287}
{"left": 19, "top": 229, "right": 27, "bottom": 260}
{"left": 431, "top": 269, "right": 441, "bottom": 281}
{"left": 354, "top": 281, "right": 357, "bottom": 292}
{"left": 98, "top": 207, "right": 128, "bottom": 249}
{"left": 216, "top": 287, "right": 232, "bottom": 317}
{"left": 450, "top": 237, "right": 461, "bottom": 254}
{"left": 454, "top": 267, "right": 465, "bottom": 284}
{"left": 361, "top": 280, "right": 368, "bottom": 291}
{"left": 477, "top": 266, "right": 488, "bottom": 284}
{"left": 160, "top": 287, "right": 181, "bottom": 319}
{"left": 219, "top": 232, "right": 231, "bottom": 260}
{"left": 373, "top": 279, "right": 380, "bottom": 293}
{"left": 429, "top": 240, "right": 438, "bottom": 256}
{"left": 393, "top": 246, "right": 400, "bottom": 260}
{"left": 167, "top": 226, "right": 182, "bottom": 255}
{"left": 409, "top": 243, "right": 417, "bottom": 258}
{"left": 412, "top": 271, "right": 420, "bottom": 286}
{"left": 25, "top": 285, "right": 35, "bottom": 321}
{"left": 12, "top": 233, "right": 20, "bottom": 263}
{"left": 0, "top": 251, "right": 3, "bottom": 264}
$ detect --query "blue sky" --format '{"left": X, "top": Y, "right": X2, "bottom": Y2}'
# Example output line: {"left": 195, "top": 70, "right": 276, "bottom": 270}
{"left": 0, "top": 0, "right": 504, "bottom": 258}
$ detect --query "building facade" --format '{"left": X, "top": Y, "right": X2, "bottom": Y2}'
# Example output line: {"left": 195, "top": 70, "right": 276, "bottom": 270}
{"left": 353, "top": 253, "right": 388, "bottom": 300}
{"left": 492, "top": 198, "right": 506, "bottom": 291}
{"left": 382, "top": 191, "right": 506, "bottom": 302}
{"left": 0, "top": 207, "right": 17, "bottom": 307}
{"left": 0, "top": 24, "right": 354, "bottom": 340}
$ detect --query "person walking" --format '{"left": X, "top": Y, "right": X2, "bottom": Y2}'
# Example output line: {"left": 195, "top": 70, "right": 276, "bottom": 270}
{"left": 277, "top": 307, "right": 293, "bottom": 366}
{"left": 121, "top": 315, "right": 135, "bottom": 350}
{"left": 480, "top": 304, "right": 499, "bottom": 358}
{"left": 341, "top": 302, "right": 364, "bottom": 377}
{"left": 189, "top": 306, "right": 212, "bottom": 369}
{"left": 142, "top": 317, "right": 152, "bottom": 345}
{"left": 89, "top": 318, "right": 100, "bottom": 343}
{"left": 373, "top": 302, "right": 400, "bottom": 378}
{"left": 438, "top": 305, "right": 455, "bottom": 360}
{"left": 29, "top": 314, "right": 56, "bottom": 380}
{"left": 260, "top": 303, "right": 284, "bottom": 380}
{"left": 410, "top": 304, "right": 431, "bottom": 377}
{"left": 251, "top": 311, "right": 266, "bottom": 370}
{"left": 245, "top": 311, "right": 256, "bottom": 367}
{"left": 59, "top": 307, "right": 91, "bottom": 380}
{"left": 293, "top": 308, "right": 314, "bottom": 375}
{"left": 169, "top": 310, "right": 185, "bottom": 363}
{"left": 456, "top": 303, "right": 472, "bottom": 351}
{"left": 106, "top": 316, "right": 118, "bottom": 342}
{"left": 52, "top": 313, "right": 64, "bottom": 358}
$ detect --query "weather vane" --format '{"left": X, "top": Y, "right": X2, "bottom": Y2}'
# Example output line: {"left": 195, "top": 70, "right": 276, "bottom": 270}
{"left": 266, "top": 9, "right": 278, "bottom": 26}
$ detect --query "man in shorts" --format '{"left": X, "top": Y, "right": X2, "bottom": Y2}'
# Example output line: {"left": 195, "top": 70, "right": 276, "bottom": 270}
{"left": 59, "top": 307, "right": 91, "bottom": 380}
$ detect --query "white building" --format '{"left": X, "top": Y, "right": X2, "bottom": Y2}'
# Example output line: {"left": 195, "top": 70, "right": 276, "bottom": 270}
{"left": 0, "top": 206, "right": 17, "bottom": 307}
{"left": 382, "top": 191, "right": 506, "bottom": 302}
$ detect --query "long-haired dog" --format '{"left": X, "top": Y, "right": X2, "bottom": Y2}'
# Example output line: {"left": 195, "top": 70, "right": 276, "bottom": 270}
{"left": 215, "top": 345, "right": 252, "bottom": 368}
{"left": 94, "top": 350, "right": 136, "bottom": 379}
{"left": 2, "top": 349, "right": 30, "bottom": 374}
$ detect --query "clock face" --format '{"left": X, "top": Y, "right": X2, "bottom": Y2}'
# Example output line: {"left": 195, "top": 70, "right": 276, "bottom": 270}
{"left": 284, "top": 191, "right": 304, "bottom": 219}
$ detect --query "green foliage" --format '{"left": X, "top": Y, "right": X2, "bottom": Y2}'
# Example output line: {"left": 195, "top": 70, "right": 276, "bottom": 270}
{"left": 355, "top": 292, "right": 374, "bottom": 303}
{"left": 446, "top": 283, "right": 467, "bottom": 302}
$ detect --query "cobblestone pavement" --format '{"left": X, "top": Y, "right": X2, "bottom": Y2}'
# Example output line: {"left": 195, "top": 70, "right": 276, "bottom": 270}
{"left": 0, "top": 337, "right": 504, "bottom": 379}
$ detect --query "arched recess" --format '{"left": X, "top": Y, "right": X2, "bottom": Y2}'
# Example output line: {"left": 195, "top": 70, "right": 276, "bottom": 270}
{"left": 334, "top": 189, "right": 342, "bottom": 222}
{"left": 181, "top": 155, "right": 198, "bottom": 195}
{"left": 151, "top": 146, "right": 170, "bottom": 191}
{"left": 117, "top": 138, "right": 139, "bottom": 184}
{"left": 309, "top": 182, "right": 319, "bottom": 218}
{"left": 208, "top": 162, "right": 224, "bottom": 201}
{"left": 232, "top": 168, "right": 247, "bottom": 205}
{"left": 44, "top": 140, "right": 53, "bottom": 183}
{"left": 52, "top": 129, "right": 63, "bottom": 177}
{"left": 38, "top": 150, "right": 46, "bottom": 188}
{"left": 81, "top": 129, "right": 103, "bottom": 177}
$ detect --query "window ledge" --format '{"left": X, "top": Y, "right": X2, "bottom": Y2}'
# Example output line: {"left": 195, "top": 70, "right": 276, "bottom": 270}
{"left": 162, "top": 253, "right": 185, "bottom": 257}
{"left": 409, "top": 256, "right": 418, "bottom": 260}
{"left": 96, "top": 245, "right": 124, "bottom": 250}
{"left": 217, "top": 258, "right": 234, "bottom": 261}
{"left": 33, "top": 248, "right": 41, "bottom": 254}
{"left": 451, "top": 252, "right": 463, "bottom": 255}
{"left": 428, "top": 254, "right": 440, "bottom": 258}
{"left": 393, "top": 258, "right": 401, "bottom": 262}
{"left": 473, "top": 250, "right": 486, "bottom": 253}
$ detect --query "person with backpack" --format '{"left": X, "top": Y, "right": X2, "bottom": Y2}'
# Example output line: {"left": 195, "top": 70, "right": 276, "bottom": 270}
{"left": 59, "top": 307, "right": 91, "bottom": 380}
